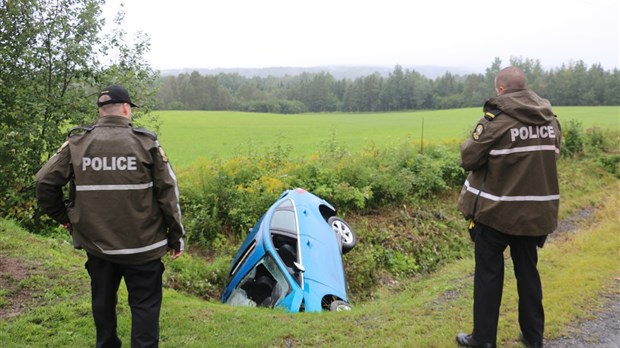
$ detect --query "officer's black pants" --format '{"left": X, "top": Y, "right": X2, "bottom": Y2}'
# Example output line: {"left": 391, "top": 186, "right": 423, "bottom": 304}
{"left": 471, "top": 223, "right": 545, "bottom": 345}
{"left": 85, "top": 254, "right": 164, "bottom": 348}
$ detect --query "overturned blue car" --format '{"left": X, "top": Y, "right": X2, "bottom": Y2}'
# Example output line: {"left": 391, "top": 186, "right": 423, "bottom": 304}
{"left": 221, "top": 188, "right": 356, "bottom": 312}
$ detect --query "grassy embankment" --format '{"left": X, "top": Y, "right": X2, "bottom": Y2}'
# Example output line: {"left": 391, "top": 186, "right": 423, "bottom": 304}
{"left": 1, "top": 106, "right": 618, "bottom": 347}
{"left": 0, "top": 162, "right": 617, "bottom": 347}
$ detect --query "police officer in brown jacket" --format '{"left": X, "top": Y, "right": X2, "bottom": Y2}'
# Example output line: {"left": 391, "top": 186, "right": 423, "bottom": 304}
{"left": 455, "top": 67, "right": 561, "bottom": 348}
{"left": 36, "top": 85, "right": 185, "bottom": 348}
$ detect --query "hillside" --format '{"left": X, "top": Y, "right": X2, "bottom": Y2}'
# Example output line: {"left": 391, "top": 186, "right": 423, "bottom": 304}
{"left": 1, "top": 178, "right": 618, "bottom": 346}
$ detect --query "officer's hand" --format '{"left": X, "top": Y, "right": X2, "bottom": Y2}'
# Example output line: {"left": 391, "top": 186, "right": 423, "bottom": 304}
{"left": 61, "top": 223, "right": 72, "bottom": 230}
{"left": 168, "top": 248, "right": 183, "bottom": 260}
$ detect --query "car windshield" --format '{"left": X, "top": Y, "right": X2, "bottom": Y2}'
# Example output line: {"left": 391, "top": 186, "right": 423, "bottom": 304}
{"left": 224, "top": 254, "right": 291, "bottom": 308}
{"left": 270, "top": 199, "right": 296, "bottom": 233}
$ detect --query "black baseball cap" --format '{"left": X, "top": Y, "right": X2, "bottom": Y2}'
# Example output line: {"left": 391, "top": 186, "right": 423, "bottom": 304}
{"left": 97, "top": 84, "right": 139, "bottom": 108}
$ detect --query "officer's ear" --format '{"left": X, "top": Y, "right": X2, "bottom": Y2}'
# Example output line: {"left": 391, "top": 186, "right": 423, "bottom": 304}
{"left": 122, "top": 103, "right": 132, "bottom": 118}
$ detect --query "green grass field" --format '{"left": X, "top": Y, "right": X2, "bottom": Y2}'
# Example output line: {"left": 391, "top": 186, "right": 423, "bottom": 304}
{"left": 154, "top": 106, "right": 620, "bottom": 168}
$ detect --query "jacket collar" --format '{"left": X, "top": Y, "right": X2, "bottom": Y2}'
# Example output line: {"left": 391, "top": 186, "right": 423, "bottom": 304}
{"left": 96, "top": 115, "right": 132, "bottom": 127}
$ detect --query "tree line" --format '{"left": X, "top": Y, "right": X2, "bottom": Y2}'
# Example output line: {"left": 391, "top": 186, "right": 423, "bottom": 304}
{"left": 156, "top": 58, "right": 620, "bottom": 113}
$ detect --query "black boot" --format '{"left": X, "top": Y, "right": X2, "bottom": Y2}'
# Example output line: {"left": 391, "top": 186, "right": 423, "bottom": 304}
{"left": 519, "top": 332, "right": 543, "bottom": 348}
{"left": 456, "top": 333, "right": 496, "bottom": 348}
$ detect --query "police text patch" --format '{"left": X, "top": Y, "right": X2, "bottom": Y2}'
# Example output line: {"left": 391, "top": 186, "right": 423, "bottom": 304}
{"left": 82, "top": 157, "right": 137, "bottom": 171}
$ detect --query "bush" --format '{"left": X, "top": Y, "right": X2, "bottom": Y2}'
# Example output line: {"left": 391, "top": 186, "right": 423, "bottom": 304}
{"left": 562, "top": 119, "right": 584, "bottom": 157}
{"left": 164, "top": 253, "right": 231, "bottom": 300}
{"left": 599, "top": 155, "right": 620, "bottom": 178}
{"left": 157, "top": 131, "right": 617, "bottom": 301}
{"left": 342, "top": 242, "right": 379, "bottom": 301}
{"left": 175, "top": 140, "right": 473, "bottom": 300}
{"left": 178, "top": 140, "right": 468, "bottom": 246}
{"left": 238, "top": 99, "right": 307, "bottom": 114}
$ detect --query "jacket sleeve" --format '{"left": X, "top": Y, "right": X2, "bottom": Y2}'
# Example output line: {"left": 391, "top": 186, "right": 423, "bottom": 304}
{"left": 35, "top": 143, "right": 72, "bottom": 224}
{"left": 460, "top": 117, "right": 497, "bottom": 171}
{"left": 554, "top": 117, "right": 562, "bottom": 160}
{"left": 151, "top": 143, "right": 186, "bottom": 251}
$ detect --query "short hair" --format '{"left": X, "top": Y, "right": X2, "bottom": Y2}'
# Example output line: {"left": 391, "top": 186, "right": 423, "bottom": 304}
{"left": 495, "top": 66, "right": 527, "bottom": 90}
{"left": 97, "top": 95, "right": 123, "bottom": 115}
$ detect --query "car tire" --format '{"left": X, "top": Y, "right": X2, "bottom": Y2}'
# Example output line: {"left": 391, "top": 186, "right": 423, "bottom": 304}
{"left": 328, "top": 216, "right": 356, "bottom": 253}
{"left": 330, "top": 300, "right": 352, "bottom": 312}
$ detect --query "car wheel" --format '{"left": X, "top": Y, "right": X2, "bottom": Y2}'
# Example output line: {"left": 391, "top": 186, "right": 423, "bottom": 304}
{"left": 328, "top": 216, "right": 356, "bottom": 253}
{"left": 330, "top": 300, "right": 352, "bottom": 312}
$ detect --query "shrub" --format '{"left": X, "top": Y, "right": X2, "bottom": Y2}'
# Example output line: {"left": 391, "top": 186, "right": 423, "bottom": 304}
{"left": 562, "top": 119, "right": 584, "bottom": 157}
{"left": 342, "top": 242, "right": 379, "bottom": 301}
{"left": 175, "top": 140, "right": 474, "bottom": 300}
{"left": 238, "top": 99, "right": 307, "bottom": 114}
{"left": 179, "top": 140, "right": 469, "bottom": 247}
{"left": 164, "top": 253, "right": 231, "bottom": 300}
{"left": 599, "top": 155, "right": 620, "bottom": 178}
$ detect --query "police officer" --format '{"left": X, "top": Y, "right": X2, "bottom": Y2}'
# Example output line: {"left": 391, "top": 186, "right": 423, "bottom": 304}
{"left": 455, "top": 67, "right": 561, "bottom": 348}
{"left": 36, "top": 84, "right": 186, "bottom": 348}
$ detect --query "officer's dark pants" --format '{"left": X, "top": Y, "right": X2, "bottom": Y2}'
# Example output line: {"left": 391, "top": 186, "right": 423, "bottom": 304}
{"left": 85, "top": 254, "right": 164, "bottom": 348}
{"left": 471, "top": 223, "right": 545, "bottom": 345}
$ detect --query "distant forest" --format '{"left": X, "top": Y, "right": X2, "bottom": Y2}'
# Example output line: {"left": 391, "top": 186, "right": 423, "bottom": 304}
{"left": 155, "top": 57, "right": 620, "bottom": 113}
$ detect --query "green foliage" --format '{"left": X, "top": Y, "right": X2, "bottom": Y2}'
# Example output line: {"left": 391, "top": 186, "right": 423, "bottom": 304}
{"left": 583, "top": 127, "right": 620, "bottom": 178}
{"left": 0, "top": 0, "right": 159, "bottom": 228}
{"left": 163, "top": 254, "right": 230, "bottom": 299}
{"left": 562, "top": 119, "right": 585, "bottom": 157}
{"left": 176, "top": 141, "right": 469, "bottom": 300}
{"left": 341, "top": 243, "right": 379, "bottom": 300}
{"left": 598, "top": 155, "right": 620, "bottom": 178}
{"left": 178, "top": 141, "right": 465, "bottom": 247}
{"left": 172, "top": 130, "right": 618, "bottom": 300}
{"left": 238, "top": 99, "right": 307, "bottom": 114}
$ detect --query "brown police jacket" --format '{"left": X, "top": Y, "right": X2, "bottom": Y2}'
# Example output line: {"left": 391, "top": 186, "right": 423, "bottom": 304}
{"left": 36, "top": 116, "right": 186, "bottom": 264}
{"left": 457, "top": 89, "right": 562, "bottom": 236}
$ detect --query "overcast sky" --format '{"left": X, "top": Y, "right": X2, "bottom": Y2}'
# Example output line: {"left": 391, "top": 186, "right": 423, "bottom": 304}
{"left": 102, "top": 0, "right": 619, "bottom": 71}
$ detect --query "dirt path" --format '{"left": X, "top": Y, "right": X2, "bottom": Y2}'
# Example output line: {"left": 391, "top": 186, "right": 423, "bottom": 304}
{"left": 546, "top": 290, "right": 620, "bottom": 347}
{"left": 544, "top": 207, "right": 620, "bottom": 347}
{"left": 0, "top": 257, "right": 41, "bottom": 319}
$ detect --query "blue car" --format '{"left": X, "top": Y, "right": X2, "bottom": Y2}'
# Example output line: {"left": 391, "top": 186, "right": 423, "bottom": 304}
{"left": 221, "top": 188, "right": 357, "bottom": 312}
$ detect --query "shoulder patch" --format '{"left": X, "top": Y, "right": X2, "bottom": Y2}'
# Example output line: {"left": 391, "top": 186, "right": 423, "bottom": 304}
{"left": 483, "top": 109, "right": 502, "bottom": 121}
{"left": 56, "top": 141, "right": 69, "bottom": 154}
{"left": 67, "top": 125, "right": 94, "bottom": 137}
{"left": 158, "top": 146, "right": 169, "bottom": 163}
{"left": 132, "top": 127, "right": 158, "bottom": 140}
{"left": 472, "top": 123, "right": 484, "bottom": 140}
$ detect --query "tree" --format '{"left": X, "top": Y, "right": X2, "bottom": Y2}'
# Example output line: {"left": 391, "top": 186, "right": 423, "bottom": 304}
{"left": 0, "top": 0, "right": 158, "bottom": 228}
{"left": 291, "top": 72, "right": 339, "bottom": 112}
{"left": 380, "top": 65, "right": 412, "bottom": 111}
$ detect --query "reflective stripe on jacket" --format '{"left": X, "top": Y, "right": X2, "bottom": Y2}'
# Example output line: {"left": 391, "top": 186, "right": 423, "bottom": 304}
{"left": 36, "top": 116, "right": 186, "bottom": 264}
{"left": 457, "top": 89, "right": 562, "bottom": 236}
